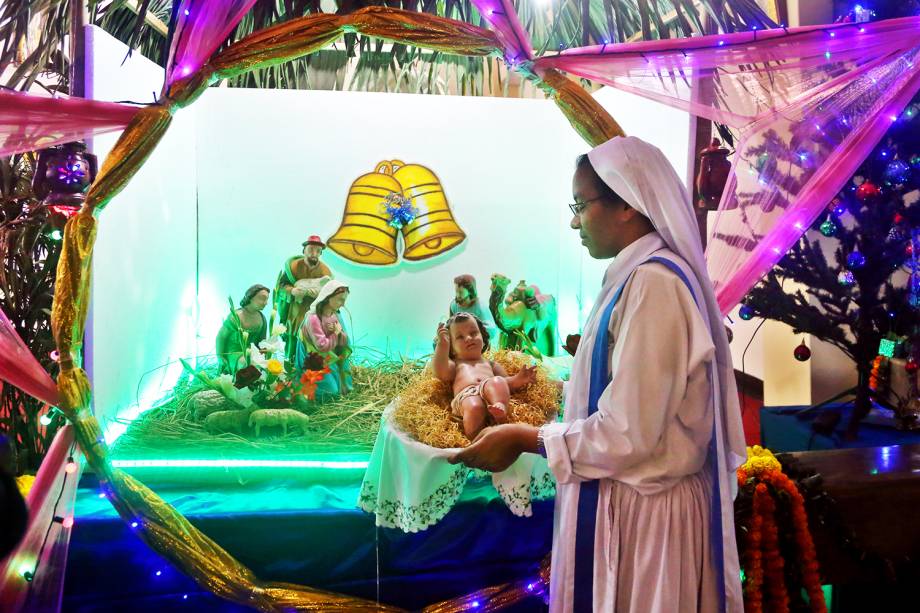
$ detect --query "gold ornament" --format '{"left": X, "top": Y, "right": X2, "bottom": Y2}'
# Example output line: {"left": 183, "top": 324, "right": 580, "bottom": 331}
{"left": 393, "top": 162, "right": 466, "bottom": 261}
{"left": 327, "top": 161, "right": 402, "bottom": 265}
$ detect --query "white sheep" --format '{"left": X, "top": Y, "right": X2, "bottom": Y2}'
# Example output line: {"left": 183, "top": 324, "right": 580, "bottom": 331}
{"left": 248, "top": 408, "right": 310, "bottom": 436}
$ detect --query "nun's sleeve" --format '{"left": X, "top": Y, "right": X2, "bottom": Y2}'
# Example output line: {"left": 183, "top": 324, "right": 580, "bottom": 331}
{"left": 541, "top": 266, "right": 715, "bottom": 484}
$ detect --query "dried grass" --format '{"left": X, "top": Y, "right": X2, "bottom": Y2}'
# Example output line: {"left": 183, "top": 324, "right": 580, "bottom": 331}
{"left": 109, "top": 351, "right": 559, "bottom": 458}
{"left": 110, "top": 357, "right": 425, "bottom": 457}
{"left": 392, "top": 350, "right": 560, "bottom": 448}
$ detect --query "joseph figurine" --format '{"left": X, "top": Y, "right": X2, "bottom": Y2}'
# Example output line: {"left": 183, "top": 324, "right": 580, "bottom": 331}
{"left": 274, "top": 234, "right": 333, "bottom": 360}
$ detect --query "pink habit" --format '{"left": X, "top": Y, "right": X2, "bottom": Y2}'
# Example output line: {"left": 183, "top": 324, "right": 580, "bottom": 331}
{"left": 541, "top": 137, "right": 746, "bottom": 612}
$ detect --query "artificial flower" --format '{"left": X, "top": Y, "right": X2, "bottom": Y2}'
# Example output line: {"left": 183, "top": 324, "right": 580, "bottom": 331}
{"left": 234, "top": 365, "right": 261, "bottom": 389}
{"left": 266, "top": 359, "right": 284, "bottom": 376}
{"left": 259, "top": 335, "right": 286, "bottom": 360}
{"left": 248, "top": 343, "right": 269, "bottom": 368}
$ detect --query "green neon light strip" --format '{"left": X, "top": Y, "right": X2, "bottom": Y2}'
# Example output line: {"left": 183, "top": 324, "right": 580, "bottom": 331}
{"left": 111, "top": 459, "right": 369, "bottom": 469}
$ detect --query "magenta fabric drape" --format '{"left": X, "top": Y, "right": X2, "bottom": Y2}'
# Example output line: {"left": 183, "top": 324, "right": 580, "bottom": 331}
{"left": 469, "top": 0, "right": 533, "bottom": 62}
{"left": 535, "top": 17, "right": 920, "bottom": 313}
{"left": 165, "top": 0, "right": 259, "bottom": 83}
{"left": 0, "top": 90, "right": 139, "bottom": 157}
{"left": 0, "top": 307, "right": 60, "bottom": 407}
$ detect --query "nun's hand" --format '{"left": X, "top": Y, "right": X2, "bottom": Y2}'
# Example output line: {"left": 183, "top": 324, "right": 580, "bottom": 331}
{"left": 449, "top": 424, "right": 534, "bottom": 472}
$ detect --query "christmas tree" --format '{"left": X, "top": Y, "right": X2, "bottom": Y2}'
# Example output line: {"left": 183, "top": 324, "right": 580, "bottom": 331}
{"left": 742, "top": 91, "right": 920, "bottom": 436}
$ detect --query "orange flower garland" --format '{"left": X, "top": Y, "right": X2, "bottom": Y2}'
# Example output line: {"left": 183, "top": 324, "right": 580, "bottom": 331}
{"left": 743, "top": 482, "right": 765, "bottom": 613}
{"left": 737, "top": 446, "right": 827, "bottom": 613}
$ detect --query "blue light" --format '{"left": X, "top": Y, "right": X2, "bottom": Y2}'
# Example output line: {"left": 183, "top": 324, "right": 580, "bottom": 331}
{"left": 718, "top": 40, "right": 725, "bottom": 46}
{"left": 825, "top": 51, "right": 831, "bottom": 60}
{"left": 472, "top": 601, "right": 480, "bottom": 608}
{"left": 830, "top": 31, "right": 836, "bottom": 37}
{"left": 155, "top": 570, "right": 162, "bottom": 577}
{"left": 184, "top": 9, "right": 189, "bottom": 16}
{"left": 131, "top": 521, "right": 138, "bottom": 528}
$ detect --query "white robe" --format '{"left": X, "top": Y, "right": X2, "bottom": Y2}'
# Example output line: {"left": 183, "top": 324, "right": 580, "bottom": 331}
{"left": 542, "top": 232, "right": 740, "bottom": 612}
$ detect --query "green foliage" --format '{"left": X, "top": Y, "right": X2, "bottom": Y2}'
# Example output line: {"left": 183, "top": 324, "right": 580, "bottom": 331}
{"left": 0, "top": 154, "right": 64, "bottom": 473}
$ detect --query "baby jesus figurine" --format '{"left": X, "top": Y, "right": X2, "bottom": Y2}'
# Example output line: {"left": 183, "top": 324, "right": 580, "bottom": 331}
{"left": 433, "top": 312, "right": 537, "bottom": 441}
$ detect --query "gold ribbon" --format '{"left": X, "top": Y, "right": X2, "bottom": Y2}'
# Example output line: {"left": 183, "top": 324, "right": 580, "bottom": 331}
{"left": 47, "top": 6, "right": 625, "bottom": 610}
{"left": 536, "top": 67, "right": 625, "bottom": 147}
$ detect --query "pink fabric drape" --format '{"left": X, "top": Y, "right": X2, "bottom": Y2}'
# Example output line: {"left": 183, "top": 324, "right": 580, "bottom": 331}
{"left": 0, "top": 307, "right": 59, "bottom": 407}
{"left": 0, "top": 426, "right": 76, "bottom": 613}
{"left": 469, "top": 0, "right": 533, "bottom": 62}
{"left": 0, "top": 90, "right": 139, "bottom": 158}
{"left": 166, "top": 0, "right": 259, "bottom": 84}
{"left": 535, "top": 18, "right": 920, "bottom": 314}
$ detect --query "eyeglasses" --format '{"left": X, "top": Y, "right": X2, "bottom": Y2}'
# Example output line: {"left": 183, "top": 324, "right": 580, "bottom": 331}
{"left": 568, "top": 196, "right": 604, "bottom": 216}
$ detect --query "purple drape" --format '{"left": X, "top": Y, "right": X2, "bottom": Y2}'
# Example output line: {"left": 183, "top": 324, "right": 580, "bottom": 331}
{"left": 535, "top": 18, "right": 920, "bottom": 313}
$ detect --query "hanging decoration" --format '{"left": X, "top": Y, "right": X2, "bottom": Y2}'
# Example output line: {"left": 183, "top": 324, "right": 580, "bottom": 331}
{"left": 819, "top": 219, "right": 838, "bottom": 237}
{"left": 838, "top": 271, "right": 856, "bottom": 286}
{"left": 32, "top": 142, "right": 98, "bottom": 213}
{"left": 739, "top": 304, "right": 756, "bottom": 320}
{"left": 794, "top": 339, "right": 812, "bottom": 362}
{"left": 856, "top": 180, "right": 882, "bottom": 201}
{"left": 846, "top": 250, "right": 866, "bottom": 269}
{"left": 327, "top": 160, "right": 466, "bottom": 266}
{"left": 884, "top": 159, "right": 911, "bottom": 184}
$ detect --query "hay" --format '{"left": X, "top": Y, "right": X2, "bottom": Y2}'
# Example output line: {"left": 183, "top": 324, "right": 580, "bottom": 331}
{"left": 111, "top": 356, "right": 426, "bottom": 458}
{"left": 109, "top": 351, "right": 559, "bottom": 458}
{"left": 392, "top": 350, "right": 560, "bottom": 449}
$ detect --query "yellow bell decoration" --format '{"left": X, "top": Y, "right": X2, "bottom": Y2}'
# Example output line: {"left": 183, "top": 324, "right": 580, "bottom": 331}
{"left": 326, "top": 161, "right": 401, "bottom": 265}
{"left": 393, "top": 162, "right": 466, "bottom": 261}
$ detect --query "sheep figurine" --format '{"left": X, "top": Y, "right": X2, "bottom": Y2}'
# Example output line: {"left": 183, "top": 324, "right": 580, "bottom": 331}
{"left": 293, "top": 275, "right": 331, "bottom": 304}
{"left": 204, "top": 409, "right": 249, "bottom": 435}
{"left": 248, "top": 408, "right": 310, "bottom": 437}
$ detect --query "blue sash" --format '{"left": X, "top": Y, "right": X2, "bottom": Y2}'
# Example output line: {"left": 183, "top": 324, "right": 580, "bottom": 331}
{"left": 571, "top": 256, "right": 726, "bottom": 612}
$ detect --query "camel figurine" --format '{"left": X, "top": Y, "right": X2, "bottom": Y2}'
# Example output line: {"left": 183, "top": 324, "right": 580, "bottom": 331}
{"left": 489, "top": 274, "right": 558, "bottom": 357}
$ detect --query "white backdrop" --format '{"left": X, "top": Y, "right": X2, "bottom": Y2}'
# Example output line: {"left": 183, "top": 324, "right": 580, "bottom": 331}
{"left": 86, "top": 27, "right": 689, "bottom": 434}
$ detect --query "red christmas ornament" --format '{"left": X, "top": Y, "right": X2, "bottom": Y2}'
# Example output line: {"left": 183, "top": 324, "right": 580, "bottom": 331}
{"left": 907, "top": 358, "right": 919, "bottom": 375}
{"left": 794, "top": 340, "right": 811, "bottom": 362}
{"left": 855, "top": 181, "right": 881, "bottom": 201}
{"left": 696, "top": 139, "right": 731, "bottom": 210}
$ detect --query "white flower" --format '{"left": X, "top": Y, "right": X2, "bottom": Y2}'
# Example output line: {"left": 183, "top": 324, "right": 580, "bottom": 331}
{"left": 248, "top": 343, "right": 269, "bottom": 368}
{"left": 211, "top": 371, "right": 254, "bottom": 408}
{"left": 259, "top": 335, "right": 286, "bottom": 360}
{"left": 234, "top": 387, "right": 254, "bottom": 408}
{"left": 214, "top": 374, "right": 235, "bottom": 397}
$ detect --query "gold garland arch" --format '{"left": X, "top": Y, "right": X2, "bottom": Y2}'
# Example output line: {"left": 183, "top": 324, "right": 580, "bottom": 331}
{"left": 52, "top": 7, "right": 623, "bottom": 610}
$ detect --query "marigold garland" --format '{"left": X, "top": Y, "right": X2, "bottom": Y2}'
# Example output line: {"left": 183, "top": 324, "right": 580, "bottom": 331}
{"left": 736, "top": 446, "right": 827, "bottom": 613}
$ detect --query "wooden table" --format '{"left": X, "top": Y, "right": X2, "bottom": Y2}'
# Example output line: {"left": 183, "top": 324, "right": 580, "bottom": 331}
{"left": 785, "top": 444, "right": 920, "bottom": 609}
